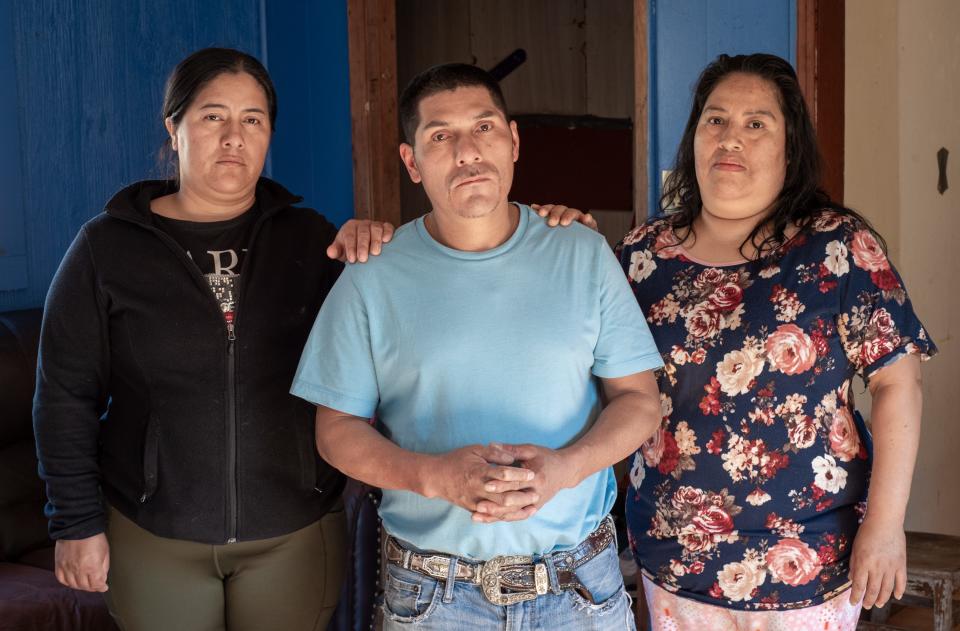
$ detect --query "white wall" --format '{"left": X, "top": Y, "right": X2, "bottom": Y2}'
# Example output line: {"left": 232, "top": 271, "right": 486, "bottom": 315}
{"left": 846, "top": 0, "right": 960, "bottom": 535}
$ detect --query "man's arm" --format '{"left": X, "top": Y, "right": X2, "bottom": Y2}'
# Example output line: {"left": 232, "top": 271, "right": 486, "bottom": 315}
{"left": 314, "top": 406, "right": 541, "bottom": 521}
{"left": 473, "top": 369, "right": 661, "bottom": 522}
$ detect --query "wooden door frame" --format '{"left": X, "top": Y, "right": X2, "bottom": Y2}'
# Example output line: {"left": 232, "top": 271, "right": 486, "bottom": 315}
{"left": 633, "top": 0, "right": 649, "bottom": 223}
{"left": 346, "top": 0, "right": 402, "bottom": 225}
{"left": 345, "top": 0, "right": 842, "bottom": 223}
{"left": 796, "top": 0, "right": 845, "bottom": 204}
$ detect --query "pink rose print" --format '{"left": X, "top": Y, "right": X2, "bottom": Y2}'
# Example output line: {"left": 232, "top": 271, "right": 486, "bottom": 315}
{"left": 706, "top": 428, "right": 726, "bottom": 455}
{"left": 788, "top": 416, "right": 818, "bottom": 450}
{"left": 850, "top": 229, "right": 889, "bottom": 272}
{"left": 678, "top": 526, "right": 715, "bottom": 553}
{"left": 658, "top": 432, "right": 681, "bottom": 474}
{"left": 692, "top": 505, "right": 735, "bottom": 534}
{"left": 694, "top": 268, "right": 726, "bottom": 291}
{"left": 765, "top": 538, "right": 823, "bottom": 587}
{"left": 641, "top": 429, "right": 666, "bottom": 467}
{"left": 817, "top": 544, "right": 837, "bottom": 567}
{"left": 869, "top": 308, "right": 898, "bottom": 336}
{"left": 708, "top": 283, "right": 744, "bottom": 313}
{"left": 677, "top": 524, "right": 714, "bottom": 552}
{"left": 870, "top": 268, "right": 901, "bottom": 290}
{"left": 860, "top": 336, "right": 897, "bottom": 366}
{"left": 671, "top": 485, "right": 707, "bottom": 509}
{"left": 654, "top": 228, "right": 684, "bottom": 259}
{"left": 699, "top": 377, "right": 722, "bottom": 415}
{"left": 828, "top": 408, "right": 861, "bottom": 462}
{"left": 686, "top": 303, "right": 723, "bottom": 339}
{"left": 765, "top": 324, "right": 817, "bottom": 375}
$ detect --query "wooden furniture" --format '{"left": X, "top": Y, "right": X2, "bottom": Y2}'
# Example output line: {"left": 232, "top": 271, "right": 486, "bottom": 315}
{"left": 868, "top": 531, "right": 960, "bottom": 631}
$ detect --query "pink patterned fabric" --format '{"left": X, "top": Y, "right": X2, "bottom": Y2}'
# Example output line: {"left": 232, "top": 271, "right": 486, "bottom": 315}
{"left": 642, "top": 576, "right": 862, "bottom": 631}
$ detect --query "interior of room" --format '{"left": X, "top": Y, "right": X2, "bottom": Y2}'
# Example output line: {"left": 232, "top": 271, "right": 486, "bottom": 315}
{"left": 0, "top": 1, "right": 957, "bottom": 629}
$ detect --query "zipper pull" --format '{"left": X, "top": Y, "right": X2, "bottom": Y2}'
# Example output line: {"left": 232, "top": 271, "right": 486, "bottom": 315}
{"left": 227, "top": 321, "right": 236, "bottom": 341}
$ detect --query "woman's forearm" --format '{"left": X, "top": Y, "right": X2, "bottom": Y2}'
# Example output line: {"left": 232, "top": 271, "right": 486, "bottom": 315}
{"left": 863, "top": 356, "right": 923, "bottom": 524}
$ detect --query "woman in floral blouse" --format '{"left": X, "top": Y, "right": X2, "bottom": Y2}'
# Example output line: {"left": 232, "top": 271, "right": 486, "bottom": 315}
{"left": 618, "top": 53, "right": 936, "bottom": 630}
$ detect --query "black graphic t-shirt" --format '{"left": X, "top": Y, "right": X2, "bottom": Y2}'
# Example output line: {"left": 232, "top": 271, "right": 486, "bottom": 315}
{"left": 153, "top": 204, "right": 259, "bottom": 325}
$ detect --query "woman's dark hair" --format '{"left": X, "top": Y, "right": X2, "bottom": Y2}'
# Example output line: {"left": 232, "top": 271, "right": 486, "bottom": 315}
{"left": 159, "top": 47, "right": 277, "bottom": 177}
{"left": 399, "top": 63, "right": 509, "bottom": 145}
{"left": 660, "top": 52, "right": 883, "bottom": 258}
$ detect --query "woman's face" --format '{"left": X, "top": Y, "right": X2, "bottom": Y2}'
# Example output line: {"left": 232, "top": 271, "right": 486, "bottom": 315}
{"left": 693, "top": 73, "right": 787, "bottom": 221}
{"left": 166, "top": 71, "right": 271, "bottom": 203}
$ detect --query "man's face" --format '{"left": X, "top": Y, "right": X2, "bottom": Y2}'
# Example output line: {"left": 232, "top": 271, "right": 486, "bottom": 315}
{"left": 400, "top": 86, "right": 519, "bottom": 220}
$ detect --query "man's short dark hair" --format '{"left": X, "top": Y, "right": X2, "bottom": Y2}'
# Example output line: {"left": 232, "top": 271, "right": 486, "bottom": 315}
{"left": 399, "top": 63, "right": 509, "bottom": 145}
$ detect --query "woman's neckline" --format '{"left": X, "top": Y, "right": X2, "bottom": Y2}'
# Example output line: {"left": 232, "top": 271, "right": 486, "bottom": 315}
{"left": 674, "top": 244, "right": 750, "bottom": 268}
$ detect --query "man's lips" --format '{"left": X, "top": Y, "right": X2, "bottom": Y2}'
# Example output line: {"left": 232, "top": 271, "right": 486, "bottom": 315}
{"left": 454, "top": 176, "right": 491, "bottom": 187}
{"left": 216, "top": 157, "right": 246, "bottom": 166}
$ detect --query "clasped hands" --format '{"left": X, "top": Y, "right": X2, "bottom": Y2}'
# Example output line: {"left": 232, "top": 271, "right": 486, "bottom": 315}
{"left": 421, "top": 442, "right": 578, "bottom": 524}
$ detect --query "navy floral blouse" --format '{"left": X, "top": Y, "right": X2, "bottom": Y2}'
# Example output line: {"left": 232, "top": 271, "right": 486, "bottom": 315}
{"left": 617, "top": 210, "right": 937, "bottom": 610}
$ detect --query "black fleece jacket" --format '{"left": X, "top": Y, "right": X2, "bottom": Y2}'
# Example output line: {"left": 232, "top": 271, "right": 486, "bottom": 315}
{"left": 33, "top": 178, "right": 345, "bottom": 544}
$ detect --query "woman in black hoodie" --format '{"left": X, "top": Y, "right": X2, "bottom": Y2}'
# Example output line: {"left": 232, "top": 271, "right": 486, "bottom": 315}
{"left": 33, "top": 47, "right": 364, "bottom": 631}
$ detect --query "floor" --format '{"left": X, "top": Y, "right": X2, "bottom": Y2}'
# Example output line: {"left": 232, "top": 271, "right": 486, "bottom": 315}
{"left": 858, "top": 605, "right": 959, "bottom": 630}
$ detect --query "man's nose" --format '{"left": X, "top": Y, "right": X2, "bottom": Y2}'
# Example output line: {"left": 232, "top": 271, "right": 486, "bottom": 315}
{"left": 455, "top": 134, "right": 481, "bottom": 165}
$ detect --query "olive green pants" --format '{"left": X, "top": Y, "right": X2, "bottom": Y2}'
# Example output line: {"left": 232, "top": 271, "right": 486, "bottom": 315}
{"left": 103, "top": 505, "right": 346, "bottom": 631}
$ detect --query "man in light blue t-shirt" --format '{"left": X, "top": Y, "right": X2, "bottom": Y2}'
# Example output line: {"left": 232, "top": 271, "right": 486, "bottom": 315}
{"left": 292, "top": 64, "right": 662, "bottom": 630}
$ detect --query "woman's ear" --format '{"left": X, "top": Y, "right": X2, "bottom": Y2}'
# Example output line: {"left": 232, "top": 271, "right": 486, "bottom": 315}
{"left": 165, "top": 117, "right": 178, "bottom": 151}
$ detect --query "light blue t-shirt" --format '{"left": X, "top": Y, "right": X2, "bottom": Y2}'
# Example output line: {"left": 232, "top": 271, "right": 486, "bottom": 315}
{"left": 292, "top": 204, "right": 663, "bottom": 559}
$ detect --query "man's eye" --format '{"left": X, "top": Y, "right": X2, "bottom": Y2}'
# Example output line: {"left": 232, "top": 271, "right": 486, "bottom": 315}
{"left": 477, "top": 123, "right": 492, "bottom": 132}
{"left": 206, "top": 114, "right": 223, "bottom": 121}
{"left": 748, "top": 120, "right": 764, "bottom": 129}
{"left": 245, "top": 118, "right": 261, "bottom": 125}
{"left": 432, "top": 133, "right": 448, "bottom": 142}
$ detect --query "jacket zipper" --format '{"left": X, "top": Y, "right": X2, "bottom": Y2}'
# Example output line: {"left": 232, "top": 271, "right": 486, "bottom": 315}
{"left": 226, "top": 320, "right": 238, "bottom": 543}
{"left": 223, "top": 213, "right": 268, "bottom": 544}
{"left": 111, "top": 203, "right": 276, "bottom": 545}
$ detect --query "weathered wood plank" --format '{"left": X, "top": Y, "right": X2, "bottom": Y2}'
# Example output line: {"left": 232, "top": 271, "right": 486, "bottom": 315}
{"left": 396, "top": 0, "right": 472, "bottom": 92}
{"left": 469, "top": 0, "right": 586, "bottom": 115}
{"left": 585, "top": 0, "right": 633, "bottom": 118}
{"left": 395, "top": 0, "right": 472, "bottom": 222}
{"left": 347, "top": 0, "right": 402, "bottom": 224}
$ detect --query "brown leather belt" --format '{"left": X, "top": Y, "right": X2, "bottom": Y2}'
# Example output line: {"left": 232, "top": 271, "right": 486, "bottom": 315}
{"left": 384, "top": 517, "right": 615, "bottom": 606}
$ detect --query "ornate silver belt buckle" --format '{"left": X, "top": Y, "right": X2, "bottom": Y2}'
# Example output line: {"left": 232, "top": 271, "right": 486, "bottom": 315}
{"left": 480, "top": 555, "right": 549, "bottom": 605}
{"left": 419, "top": 555, "right": 450, "bottom": 578}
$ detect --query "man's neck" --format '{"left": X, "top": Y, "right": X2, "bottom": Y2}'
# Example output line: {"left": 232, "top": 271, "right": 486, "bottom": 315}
{"left": 425, "top": 201, "right": 519, "bottom": 252}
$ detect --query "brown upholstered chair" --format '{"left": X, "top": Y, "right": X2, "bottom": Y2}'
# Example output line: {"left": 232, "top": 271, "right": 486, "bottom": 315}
{"left": 0, "top": 308, "right": 118, "bottom": 630}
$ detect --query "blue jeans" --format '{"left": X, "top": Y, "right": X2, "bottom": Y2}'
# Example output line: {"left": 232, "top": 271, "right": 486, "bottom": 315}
{"left": 380, "top": 538, "right": 636, "bottom": 630}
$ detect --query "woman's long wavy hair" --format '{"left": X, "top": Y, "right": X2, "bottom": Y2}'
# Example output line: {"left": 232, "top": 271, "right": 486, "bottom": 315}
{"left": 660, "top": 53, "right": 883, "bottom": 258}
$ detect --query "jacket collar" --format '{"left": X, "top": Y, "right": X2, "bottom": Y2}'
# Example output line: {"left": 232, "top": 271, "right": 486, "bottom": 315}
{"left": 104, "top": 177, "right": 303, "bottom": 225}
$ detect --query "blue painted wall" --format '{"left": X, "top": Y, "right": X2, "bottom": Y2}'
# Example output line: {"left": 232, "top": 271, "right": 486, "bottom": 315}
{"left": 265, "top": 1, "right": 354, "bottom": 228}
{"left": 0, "top": 0, "right": 353, "bottom": 311}
{"left": 0, "top": 0, "right": 27, "bottom": 293}
{"left": 647, "top": 0, "right": 796, "bottom": 214}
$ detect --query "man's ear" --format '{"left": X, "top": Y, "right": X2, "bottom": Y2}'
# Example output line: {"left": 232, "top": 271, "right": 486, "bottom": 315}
{"left": 399, "top": 143, "right": 422, "bottom": 184}
{"left": 165, "top": 117, "right": 178, "bottom": 151}
{"left": 510, "top": 120, "right": 519, "bottom": 163}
